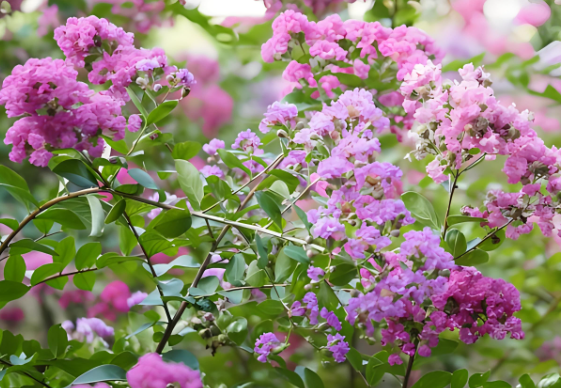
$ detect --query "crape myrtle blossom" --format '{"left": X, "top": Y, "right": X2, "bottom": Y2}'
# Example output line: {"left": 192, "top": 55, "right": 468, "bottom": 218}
{"left": 126, "top": 353, "right": 203, "bottom": 388}
{"left": 262, "top": 11, "right": 443, "bottom": 104}
{"left": 402, "top": 61, "right": 561, "bottom": 240}
{"left": 254, "top": 332, "right": 283, "bottom": 363}
{"left": 0, "top": 16, "right": 194, "bottom": 167}
{"left": 63, "top": 318, "right": 114, "bottom": 344}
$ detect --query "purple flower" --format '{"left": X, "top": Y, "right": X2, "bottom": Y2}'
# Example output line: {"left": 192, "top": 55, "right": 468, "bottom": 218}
{"left": 320, "top": 308, "right": 342, "bottom": 331}
{"left": 176, "top": 68, "right": 196, "bottom": 88}
{"left": 232, "top": 129, "right": 263, "bottom": 154}
{"left": 127, "top": 291, "right": 147, "bottom": 308}
{"left": 259, "top": 102, "right": 298, "bottom": 133}
{"left": 317, "top": 157, "right": 354, "bottom": 179}
{"left": 307, "top": 266, "right": 325, "bottom": 282}
{"left": 203, "top": 138, "right": 225, "bottom": 155}
{"left": 326, "top": 334, "right": 349, "bottom": 363}
{"left": 200, "top": 165, "right": 224, "bottom": 179}
{"left": 254, "top": 332, "right": 281, "bottom": 363}
{"left": 128, "top": 114, "right": 142, "bottom": 133}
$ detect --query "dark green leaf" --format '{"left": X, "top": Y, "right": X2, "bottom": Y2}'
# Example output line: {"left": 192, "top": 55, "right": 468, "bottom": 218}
{"left": 479, "top": 230, "right": 505, "bottom": 252}
{"left": 295, "top": 366, "right": 325, "bottom": 388}
{"left": 0, "top": 218, "right": 19, "bottom": 231}
{"left": 275, "top": 248, "right": 297, "bottom": 283}
{"left": 52, "top": 159, "right": 98, "bottom": 188}
{"left": 294, "top": 205, "right": 312, "bottom": 233}
{"left": 318, "top": 281, "right": 339, "bottom": 311}
{"left": 255, "top": 235, "right": 269, "bottom": 269}
{"left": 139, "top": 231, "right": 173, "bottom": 257}
{"left": 9, "top": 239, "right": 58, "bottom": 256}
{"left": 284, "top": 245, "right": 309, "bottom": 265}
{"left": 146, "top": 100, "right": 178, "bottom": 125}
{"left": 411, "top": 371, "right": 452, "bottom": 388}
{"left": 330, "top": 264, "right": 357, "bottom": 286}
{"left": 483, "top": 382, "right": 511, "bottom": 388}
{"left": 275, "top": 368, "right": 305, "bottom": 388}
{"left": 256, "top": 191, "right": 283, "bottom": 229}
{"left": 446, "top": 229, "right": 467, "bottom": 257}
{"left": 128, "top": 168, "right": 158, "bottom": 190}
{"left": 36, "top": 208, "right": 86, "bottom": 230}
{"left": 346, "top": 348, "right": 364, "bottom": 371}
{"left": 162, "top": 349, "right": 199, "bottom": 370}
{"left": 30, "top": 263, "right": 63, "bottom": 286}
{"left": 70, "top": 365, "right": 127, "bottom": 385}
{"left": 455, "top": 248, "right": 489, "bottom": 266}
{"left": 105, "top": 199, "right": 126, "bottom": 224}
{"left": 127, "top": 87, "right": 148, "bottom": 117}
{"left": 153, "top": 208, "right": 192, "bottom": 238}
{"left": 442, "top": 52, "right": 485, "bottom": 72}
{"left": 0, "top": 165, "right": 38, "bottom": 208}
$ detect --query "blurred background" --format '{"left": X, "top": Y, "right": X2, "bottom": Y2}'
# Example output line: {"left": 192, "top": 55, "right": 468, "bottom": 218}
{"left": 1, "top": 0, "right": 561, "bottom": 386}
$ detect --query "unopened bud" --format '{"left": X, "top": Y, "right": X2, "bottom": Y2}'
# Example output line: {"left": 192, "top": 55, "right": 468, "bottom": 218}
{"left": 304, "top": 284, "right": 313, "bottom": 291}
{"left": 277, "top": 129, "right": 288, "bottom": 138}
{"left": 136, "top": 77, "right": 148, "bottom": 89}
{"left": 153, "top": 83, "right": 163, "bottom": 92}
{"left": 182, "top": 87, "right": 191, "bottom": 98}
{"left": 390, "top": 229, "right": 400, "bottom": 238}
{"left": 306, "top": 249, "right": 314, "bottom": 259}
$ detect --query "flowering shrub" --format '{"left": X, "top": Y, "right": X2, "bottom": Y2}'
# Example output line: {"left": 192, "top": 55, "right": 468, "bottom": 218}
{"left": 0, "top": 2, "right": 561, "bottom": 388}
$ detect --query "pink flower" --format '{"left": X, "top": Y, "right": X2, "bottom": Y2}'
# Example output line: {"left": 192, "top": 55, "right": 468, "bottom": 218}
{"left": 127, "top": 353, "right": 202, "bottom": 388}
{"left": 254, "top": 332, "right": 282, "bottom": 363}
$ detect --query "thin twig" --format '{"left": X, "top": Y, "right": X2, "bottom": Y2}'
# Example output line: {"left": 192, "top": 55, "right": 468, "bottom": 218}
{"left": 402, "top": 343, "right": 418, "bottom": 388}
{"left": 34, "top": 268, "right": 99, "bottom": 286}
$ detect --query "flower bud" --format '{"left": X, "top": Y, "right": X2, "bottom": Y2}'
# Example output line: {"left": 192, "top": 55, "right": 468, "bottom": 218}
{"left": 306, "top": 249, "right": 314, "bottom": 259}
{"left": 277, "top": 129, "right": 288, "bottom": 138}
{"left": 182, "top": 87, "right": 191, "bottom": 98}
{"left": 153, "top": 83, "right": 163, "bottom": 92}
{"left": 304, "top": 284, "right": 313, "bottom": 291}
{"left": 136, "top": 77, "right": 148, "bottom": 89}
{"left": 306, "top": 236, "right": 313, "bottom": 244}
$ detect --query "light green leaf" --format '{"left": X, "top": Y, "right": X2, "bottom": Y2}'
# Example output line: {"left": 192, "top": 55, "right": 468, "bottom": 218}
{"left": 87, "top": 195, "right": 104, "bottom": 237}
{"left": 225, "top": 255, "right": 245, "bottom": 287}
{"left": 153, "top": 208, "right": 192, "bottom": 238}
{"left": 455, "top": 248, "right": 489, "bottom": 266}
{"left": 0, "top": 281, "right": 29, "bottom": 302}
{"left": 402, "top": 191, "right": 440, "bottom": 230}
{"left": 172, "top": 141, "right": 202, "bottom": 160}
{"left": 451, "top": 369, "right": 469, "bottom": 388}
{"left": 146, "top": 100, "right": 178, "bottom": 125}
{"left": 105, "top": 199, "right": 126, "bottom": 224}
{"left": 54, "top": 236, "right": 75, "bottom": 267}
{"left": 175, "top": 160, "right": 203, "bottom": 210}
{"left": 75, "top": 242, "right": 102, "bottom": 270}
{"left": 217, "top": 149, "right": 251, "bottom": 175}
{"left": 411, "top": 371, "right": 452, "bottom": 388}
{"left": 73, "top": 271, "right": 96, "bottom": 291}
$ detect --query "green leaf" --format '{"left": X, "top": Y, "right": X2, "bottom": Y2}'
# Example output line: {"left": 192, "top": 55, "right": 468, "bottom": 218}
{"left": 119, "top": 225, "right": 137, "bottom": 256}
{"left": 255, "top": 235, "right": 269, "bottom": 269}
{"left": 0, "top": 280, "right": 29, "bottom": 302}
{"left": 284, "top": 244, "right": 310, "bottom": 265}
{"left": 217, "top": 149, "right": 251, "bottom": 175}
{"left": 52, "top": 159, "right": 98, "bottom": 188}
{"left": 226, "top": 317, "right": 248, "bottom": 345}
{"left": 483, "top": 382, "right": 511, "bottom": 388}
{"left": 318, "top": 280, "right": 339, "bottom": 311}
{"left": 446, "top": 229, "right": 467, "bottom": 257}
{"left": 139, "top": 231, "right": 173, "bottom": 258}
{"left": 294, "top": 205, "right": 312, "bottom": 233}
{"left": 54, "top": 236, "right": 75, "bottom": 267}
{"left": 127, "top": 87, "right": 148, "bottom": 117}
{"left": 447, "top": 215, "right": 485, "bottom": 226}
{"left": 225, "top": 254, "right": 245, "bottom": 287}
{"left": 411, "top": 371, "right": 452, "bottom": 388}
{"left": 0, "top": 165, "right": 38, "bottom": 208}
{"left": 261, "top": 170, "right": 300, "bottom": 193}
{"left": 190, "top": 276, "right": 219, "bottom": 296}
{"left": 255, "top": 191, "right": 283, "bottom": 229}
{"left": 172, "top": 141, "right": 202, "bottom": 160}
{"left": 346, "top": 348, "right": 364, "bottom": 371}
{"left": 330, "top": 264, "right": 357, "bottom": 286}
{"left": 97, "top": 253, "right": 143, "bottom": 268}
{"left": 33, "top": 218, "right": 54, "bottom": 234}
{"left": 537, "top": 374, "right": 561, "bottom": 388}
{"left": 9, "top": 239, "right": 58, "bottom": 256}
{"left": 334, "top": 72, "right": 364, "bottom": 88}
{"left": 245, "top": 261, "right": 267, "bottom": 287}
{"left": 175, "top": 160, "right": 204, "bottom": 210}
{"left": 431, "top": 339, "right": 458, "bottom": 356}
{"left": 275, "top": 248, "right": 297, "bottom": 283}
{"left": 146, "top": 100, "right": 178, "bottom": 125}
{"left": 402, "top": 191, "right": 440, "bottom": 230}
{"left": 518, "top": 374, "right": 536, "bottom": 388}
{"left": 30, "top": 263, "right": 63, "bottom": 286}
{"left": 162, "top": 349, "right": 199, "bottom": 370}
{"left": 105, "top": 199, "right": 126, "bottom": 224}
{"left": 75, "top": 242, "right": 102, "bottom": 270}
{"left": 87, "top": 195, "right": 104, "bottom": 237}
{"left": 128, "top": 168, "right": 158, "bottom": 190}
{"left": 36, "top": 208, "right": 86, "bottom": 230}
{"left": 295, "top": 366, "right": 325, "bottom": 388}
{"left": 455, "top": 248, "right": 489, "bottom": 265}
{"left": 478, "top": 230, "right": 505, "bottom": 252}
{"left": 469, "top": 372, "right": 490, "bottom": 388}
{"left": 0, "top": 218, "right": 19, "bottom": 231}
{"left": 258, "top": 300, "right": 285, "bottom": 317}
{"left": 275, "top": 368, "right": 305, "bottom": 388}
{"left": 153, "top": 208, "right": 192, "bottom": 238}
{"left": 73, "top": 271, "right": 96, "bottom": 291}
{"left": 451, "top": 369, "right": 469, "bottom": 388}
{"left": 4, "top": 255, "right": 25, "bottom": 283}
{"left": 70, "top": 365, "right": 127, "bottom": 385}
{"left": 48, "top": 324, "right": 68, "bottom": 358}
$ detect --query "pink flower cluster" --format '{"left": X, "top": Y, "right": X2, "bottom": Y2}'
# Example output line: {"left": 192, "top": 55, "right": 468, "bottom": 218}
{"left": 262, "top": 11, "right": 443, "bottom": 99}
{"left": 126, "top": 353, "right": 202, "bottom": 388}
{"left": 262, "top": 0, "right": 362, "bottom": 17}
{"left": 0, "top": 58, "right": 125, "bottom": 166}
{"left": 62, "top": 317, "right": 114, "bottom": 344}
{"left": 346, "top": 228, "right": 523, "bottom": 364}
{"left": 402, "top": 62, "right": 561, "bottom": 240}
{"left": 1, "top": 16, "right": 195, "bottom": 167}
